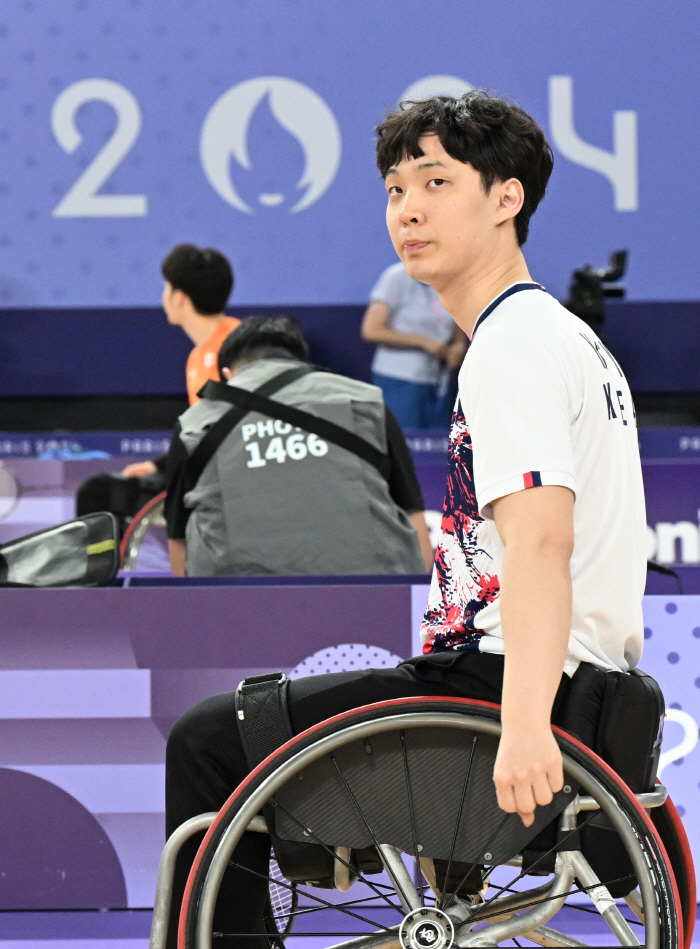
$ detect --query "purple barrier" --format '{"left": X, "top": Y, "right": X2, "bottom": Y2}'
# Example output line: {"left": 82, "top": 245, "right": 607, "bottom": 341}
{"left": 0, "top": 302, "right": 698, "bottom": 397}
{"left": 0, "top": 580, "right": 697, "bottom": 909}
{"left": 0, "top": 306, "right": 373, "bottom": 397}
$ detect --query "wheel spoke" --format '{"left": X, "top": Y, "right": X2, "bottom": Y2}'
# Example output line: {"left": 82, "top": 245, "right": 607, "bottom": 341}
{"left": 439, "top": 734, "right": 478, "bottom": 910}
{"left": 399, "top": 731, "right": 423, "bottom": 906}
{"left": 491, "top": 881, "right": 642, "bottom": 926}
{"left": 229, "top": 860, "right": 394, "bottom": 932}
{"left": 270, "top": 797, "right": 402, "bottom": 914}
{"left": 475, "top": 875, "right": 645, "bottom": 925}
{"left": 268, "top": 895, "right": 413, "bottom": 922}
{"left": 330, "top": 753, "right": 418, "bottom": 912}
{"left": 442, "top": 812, "right": 511, "bottom": 911}
{"left": 473, "top": 811, "right": 600, "bottom": 918}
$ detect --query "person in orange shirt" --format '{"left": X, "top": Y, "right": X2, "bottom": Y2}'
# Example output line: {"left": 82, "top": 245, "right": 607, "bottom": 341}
{"left": 123, "top": 244, "right": 239, "bottom": 479}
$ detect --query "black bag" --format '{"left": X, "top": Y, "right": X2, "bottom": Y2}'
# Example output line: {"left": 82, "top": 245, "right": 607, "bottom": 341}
{"left": 0, "top": 512, "right": 120, "bottom": 588}
{"left": 76, "top": 471, "right": 166, "bottom": 538}
{"left": 524, "top": 662, "right": 665, "bottom": 896}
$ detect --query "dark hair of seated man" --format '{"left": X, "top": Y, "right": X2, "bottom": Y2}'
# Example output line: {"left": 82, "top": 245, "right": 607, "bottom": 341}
{"left": 217, "top": 316, "right": 310, "bottom": 379}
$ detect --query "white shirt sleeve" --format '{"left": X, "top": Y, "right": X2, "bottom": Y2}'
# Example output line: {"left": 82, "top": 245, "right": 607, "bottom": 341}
{"left": 462, "top": 318, "right": 577, "bottom": 517}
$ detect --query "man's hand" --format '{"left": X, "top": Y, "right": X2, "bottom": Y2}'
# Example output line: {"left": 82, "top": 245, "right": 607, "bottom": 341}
{"left": 122, "top": 460, "right": 157, "bottom": 478}
{"left": 494, "top": 723, "right": 563, "bottom": 826}
{"left": 422, "top": 338, "right": 448, "bottom": 359}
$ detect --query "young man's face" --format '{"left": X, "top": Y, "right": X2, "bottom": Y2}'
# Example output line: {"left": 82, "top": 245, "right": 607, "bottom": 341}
{"left": 384, "top": 134, "right": 512, "bottom": 288}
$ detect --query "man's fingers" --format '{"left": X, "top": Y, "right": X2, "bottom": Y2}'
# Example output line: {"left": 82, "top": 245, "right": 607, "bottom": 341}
{"left": 495, "top": 780, "right": 517, "bottom": 814}
{"left": 548, "top": 762, "right": 565, "bottom": 795}
{"left": 513, "top": 781, "right": 538, "bottom": 819}
{"left": 532, "top": 772, "right": 555, "bottom": 807}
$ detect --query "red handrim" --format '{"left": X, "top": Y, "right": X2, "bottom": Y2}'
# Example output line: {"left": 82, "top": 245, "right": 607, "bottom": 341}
{"left": 119, "top": 490, "right": 166, "bottom": 567}
{"left": 177, "top": 694, "right": 685, "bottom": 949}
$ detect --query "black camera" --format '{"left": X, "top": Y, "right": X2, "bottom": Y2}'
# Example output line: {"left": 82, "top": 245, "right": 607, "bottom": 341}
{"left": 562, "top": 250, "right": 628, "bottom": 336}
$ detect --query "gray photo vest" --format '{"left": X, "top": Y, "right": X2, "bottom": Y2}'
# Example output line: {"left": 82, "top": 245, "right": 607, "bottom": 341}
{"left": 178, "top": 359, "right": 425, "bottom": 577}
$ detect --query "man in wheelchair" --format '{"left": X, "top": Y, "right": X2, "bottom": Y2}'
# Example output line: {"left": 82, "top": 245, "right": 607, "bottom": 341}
{"left": 163, "top": 92, "right": 691, "bottom": 949}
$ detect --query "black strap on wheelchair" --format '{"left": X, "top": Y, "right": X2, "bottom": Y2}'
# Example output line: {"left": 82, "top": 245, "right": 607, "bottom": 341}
{"left": 235, "top": 672, "right": 338, "bottom": 887}
{"left": 183, "top": 365, "right": 316, "bottom": 494}
{"left": 199, "top": 379, "right": 391, "bottom": 480}
{"left": 235, "top": 672, "right": 294, "bottom": 769}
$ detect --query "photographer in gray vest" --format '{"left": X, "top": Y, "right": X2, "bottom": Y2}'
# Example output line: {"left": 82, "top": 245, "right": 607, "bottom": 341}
{"left": 164, "top": 317, "right": 432, "bottom": 577}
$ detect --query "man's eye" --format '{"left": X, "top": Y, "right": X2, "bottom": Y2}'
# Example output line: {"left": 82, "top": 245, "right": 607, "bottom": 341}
{"left": 388, "top": 185, "right": 402, "bottom": 195}
{"left": 431, "top": 178, "right": 445, "bottom": 187}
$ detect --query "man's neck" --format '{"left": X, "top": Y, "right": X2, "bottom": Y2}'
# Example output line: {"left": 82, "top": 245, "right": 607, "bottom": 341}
{"left": 435, "top": 248, "right": 532, "bottom": 339}
{"left": 181, "top": 312, "right": 228, "bottom": 347}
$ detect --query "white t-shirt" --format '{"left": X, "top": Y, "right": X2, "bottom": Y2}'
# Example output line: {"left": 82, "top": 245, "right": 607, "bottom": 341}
{"left": 370, "top": 262, "right": 455, "bottom": 385}
{"left": 420, "top": 282, "right": 647, "bottom": 676}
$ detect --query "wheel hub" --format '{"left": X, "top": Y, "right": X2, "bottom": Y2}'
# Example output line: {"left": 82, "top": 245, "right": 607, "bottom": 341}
{"left": 400, "top": 907, "right": 454, "bottom": 949}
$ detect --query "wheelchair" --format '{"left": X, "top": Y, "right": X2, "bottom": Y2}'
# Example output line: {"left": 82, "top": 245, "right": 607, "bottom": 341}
{"left": 151, "top": 696, "right": 696, "bottom": 949}
{"left": 120, "top": 491, "right": 167, "bottom": 571}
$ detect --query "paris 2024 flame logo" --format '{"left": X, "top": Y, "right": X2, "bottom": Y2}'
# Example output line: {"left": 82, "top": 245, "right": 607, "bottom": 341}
{"left": 200, "top": 76, "right": 341, "bottom": 214}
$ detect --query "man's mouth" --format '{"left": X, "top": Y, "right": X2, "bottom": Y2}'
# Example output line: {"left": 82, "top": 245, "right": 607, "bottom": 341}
{"left": 403, "top": 240, "right": 430, "bottom": 254}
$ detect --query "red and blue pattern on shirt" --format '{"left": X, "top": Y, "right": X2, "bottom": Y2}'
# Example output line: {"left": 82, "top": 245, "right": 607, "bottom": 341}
{"left": 420, "top": 401, "right": 500, "bottom": 653}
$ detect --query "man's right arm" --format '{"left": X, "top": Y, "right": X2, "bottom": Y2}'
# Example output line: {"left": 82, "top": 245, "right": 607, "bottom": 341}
{"left": 465, "top": 320, "right": 577, "bottom": 825}
{"left": 492, "top": 484, "right": 574, "bottom": 826}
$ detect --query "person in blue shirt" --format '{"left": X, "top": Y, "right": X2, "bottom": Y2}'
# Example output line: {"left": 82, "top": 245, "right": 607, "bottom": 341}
{"left": 361, "top": 261, "right": 467, "bottom": 428}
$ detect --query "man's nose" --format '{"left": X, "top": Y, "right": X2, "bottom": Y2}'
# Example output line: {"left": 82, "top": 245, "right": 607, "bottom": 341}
{"left": 398, "top": 188, "right": 426, "bottom": 226}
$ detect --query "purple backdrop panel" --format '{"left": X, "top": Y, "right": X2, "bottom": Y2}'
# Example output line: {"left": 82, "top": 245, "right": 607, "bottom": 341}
{"left": 120, "top": 585, "right": 410, "bottom": 668}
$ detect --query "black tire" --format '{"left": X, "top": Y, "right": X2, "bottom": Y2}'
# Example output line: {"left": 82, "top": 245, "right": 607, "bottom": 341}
{"left": 652, "top": 797, "right": 696, "bottom": 949}
{"left": 180, "top": 697, "right": 683, "bottom": 949}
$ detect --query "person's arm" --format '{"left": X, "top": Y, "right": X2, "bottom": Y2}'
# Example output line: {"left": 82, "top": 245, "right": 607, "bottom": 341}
{"left": 382, "top": 408, "right": 433, "bottom": 572}
{"left": 122, "top": 460, "right": 158, "bottom": 478}
{"left": 408, "top": 510, "right": 434, "bottom": 572}
{"left": 168, "top": 538, "right": 187, "bottom": 576}
{"left": 361, "top": 300, "right": 447, "bottom": 357}
{"left": 163, "top": 421, "right": 192, "bottom": 576}
{"left": 491, "top": 484, "right": 574, "bottom": 826}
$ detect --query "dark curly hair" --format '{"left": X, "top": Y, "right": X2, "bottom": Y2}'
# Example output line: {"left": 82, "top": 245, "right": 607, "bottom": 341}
{"left": 375, "top": 90, "right": 553, "bottom": 245}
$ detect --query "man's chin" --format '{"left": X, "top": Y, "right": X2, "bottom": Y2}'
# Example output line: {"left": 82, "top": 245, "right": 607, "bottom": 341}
{"left": 402, "top": 257, "right": 438, "bottom": 287}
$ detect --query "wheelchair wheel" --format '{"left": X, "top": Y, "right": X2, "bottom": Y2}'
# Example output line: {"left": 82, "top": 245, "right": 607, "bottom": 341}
{"left": 264, "top": 853, "right": 298, "bottom": 943}
{"left": 179, "top": 697, "right": 684, "bottom": 949}
{"left": 651, "top": 796, "right": 696, "bottom": 949}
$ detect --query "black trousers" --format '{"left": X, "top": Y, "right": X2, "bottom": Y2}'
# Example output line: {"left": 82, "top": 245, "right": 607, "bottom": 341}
{"left": 164, "top": 653, "right": 570, "bottom": 949}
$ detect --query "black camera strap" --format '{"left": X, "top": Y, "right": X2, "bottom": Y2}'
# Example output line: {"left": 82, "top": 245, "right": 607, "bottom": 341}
{"left": 183, "top": 365, "right": 316, "bottom": 494}
{"left": 199, "top": 378, "right": 390, "bottom": 479}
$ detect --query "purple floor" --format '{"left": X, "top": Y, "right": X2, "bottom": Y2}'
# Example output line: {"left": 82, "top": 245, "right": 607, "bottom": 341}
{"left": 0, "top": 907, "right": 697, "bottom": 948}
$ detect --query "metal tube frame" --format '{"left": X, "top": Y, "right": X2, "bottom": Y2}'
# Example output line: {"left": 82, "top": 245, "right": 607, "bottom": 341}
{"left": 149, "top": 814, "right": 268, "bottom": 949}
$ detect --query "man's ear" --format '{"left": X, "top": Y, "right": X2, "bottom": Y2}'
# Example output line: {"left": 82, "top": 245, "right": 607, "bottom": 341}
{"left": 221, "top": 367, "right": 233, "bottom": 381}
{"left": 171, "top": 288, "right": 189, "bottom": 311}
{"left": 494, "top": 178, "right": 525, "bottom": 225}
